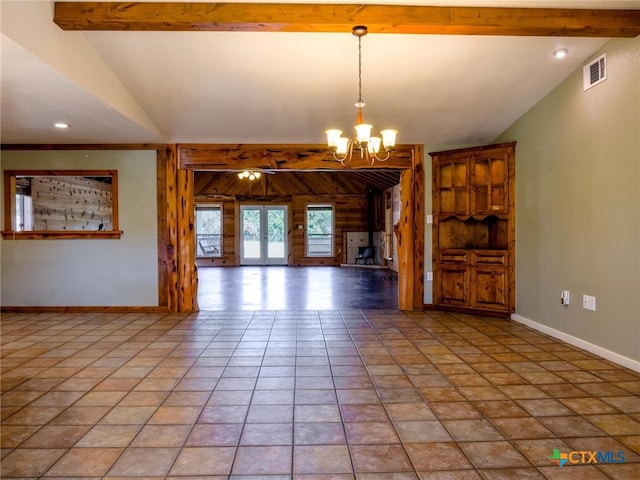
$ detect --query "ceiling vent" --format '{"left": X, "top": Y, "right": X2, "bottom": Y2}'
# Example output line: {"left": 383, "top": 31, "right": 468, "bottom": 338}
{"left": 583, "top": 53, "right": 607, "bottom": 91}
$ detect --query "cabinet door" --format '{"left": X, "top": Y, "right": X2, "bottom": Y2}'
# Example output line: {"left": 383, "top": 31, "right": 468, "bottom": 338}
{"left": 471, "top": 149, "right": 509, "bottom": 214}
{"left": 471, "top": 267, "right": 508, "bottom": 310}
{"left": 435, "top": 156, "right": 469, "bottom": 215}
{"left": 437, "top": 265, "right": 469, "bottom": 306}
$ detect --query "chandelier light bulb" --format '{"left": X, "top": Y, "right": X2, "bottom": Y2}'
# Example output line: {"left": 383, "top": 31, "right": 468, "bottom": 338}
{"left": 325, "top": 129, "right": 343, "bottom": 149}
{"left": 336, "top": 137, "right": 349, "bottom": 155}
{"left": 380, "top": 129, "right": 398, "bottom": 150}
{"left": 354, "top": 123, "right": 372, "bottom": 143}
{"left": 368, "top": 136, "right": 382, "bottom": 154}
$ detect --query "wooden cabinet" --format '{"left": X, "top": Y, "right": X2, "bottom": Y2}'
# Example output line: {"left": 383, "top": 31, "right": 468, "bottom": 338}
{"left": 431, "top": 143, "right": 515, "bottom": 314}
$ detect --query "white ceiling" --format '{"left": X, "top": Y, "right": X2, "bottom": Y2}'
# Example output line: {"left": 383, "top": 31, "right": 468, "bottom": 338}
{"left": 1, "top": 0, "right": 638, "bottom": 146}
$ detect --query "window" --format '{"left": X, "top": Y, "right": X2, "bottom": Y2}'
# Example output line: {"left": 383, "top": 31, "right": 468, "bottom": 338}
{"left": 195, "top": 204, "right": 222, "bottom": 257}
{"left": 15, "top": 190, "right": 33, "bottom": 232}
{"left": 3, "top": 170, "right": 120, "bottom": 239}
{"left": 306, "top": 204, "right": 334, "bottom": 256}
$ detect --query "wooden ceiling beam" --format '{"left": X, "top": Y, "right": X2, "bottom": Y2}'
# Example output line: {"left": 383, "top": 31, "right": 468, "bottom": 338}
{"left": 53, "top": 2, "right": 640, "bottom": 37}
{"left": 177, "top": 144, "right": 415, "bottom": 171}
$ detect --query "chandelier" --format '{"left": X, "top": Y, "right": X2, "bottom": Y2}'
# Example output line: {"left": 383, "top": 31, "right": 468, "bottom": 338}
{"left": 237, "top": 170, "right": 262, "bottom": 181}
{"left": 325, "top": 26, "right": 397, "bottom": 166}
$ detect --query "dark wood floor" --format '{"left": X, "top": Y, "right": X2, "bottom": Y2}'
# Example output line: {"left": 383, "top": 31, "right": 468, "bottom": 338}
{"left": 197, "top": 266, "right": 398, "bottom": 310}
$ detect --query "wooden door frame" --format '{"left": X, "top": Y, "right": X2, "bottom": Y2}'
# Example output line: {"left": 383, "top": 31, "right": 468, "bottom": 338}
{"left": 165, "top": 143, "right": 424, "bottom": 311}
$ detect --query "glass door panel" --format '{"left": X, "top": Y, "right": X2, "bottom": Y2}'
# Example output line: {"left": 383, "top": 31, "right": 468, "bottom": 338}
{"left": 240, "top": 205, "right": 288, "bottom": 265}
{"left": 266, "top": 207, "right": 287, "bottom": 264}
{"left": 240, "top": 206, "right": 262, "bottom": 264}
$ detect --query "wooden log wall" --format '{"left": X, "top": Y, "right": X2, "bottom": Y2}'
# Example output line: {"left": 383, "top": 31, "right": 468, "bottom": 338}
{"left": 195, "top": 171, "right": 374, "bottom": 266}
{"left": 31, "top": 176, "right": 112, "bottom": 231}
{"left": 195, "top": 194, "right": 370, "bottom": 267}
{"left": 291, "top": 195, "right": 368, "bottom": 266}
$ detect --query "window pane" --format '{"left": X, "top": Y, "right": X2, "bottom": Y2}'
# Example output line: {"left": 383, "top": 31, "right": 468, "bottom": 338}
{"left": 307, "top": 205, "right": 333, "bottom": 256}
{"left": 196, "top": 205, "right": 222, "bottom": 256}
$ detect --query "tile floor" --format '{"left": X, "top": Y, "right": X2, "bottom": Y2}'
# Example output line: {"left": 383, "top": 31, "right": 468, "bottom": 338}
{"left": 1, "top": 309, "right": 639, "bottom": 479}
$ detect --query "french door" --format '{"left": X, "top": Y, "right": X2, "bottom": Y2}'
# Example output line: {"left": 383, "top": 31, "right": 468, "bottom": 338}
{"left": 240, "top": 205, "right": 288, "bottom": 265}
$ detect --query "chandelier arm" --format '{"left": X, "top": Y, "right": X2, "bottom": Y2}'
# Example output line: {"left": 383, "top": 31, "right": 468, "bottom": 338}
{"left": 371, "top": 150, "right": 391, "bottom": 163}
{"left": 332, "top": 138, "right": 355, "bottom": 166}
{"left": 345, "top": 139, "right": 355, "bottom": 166}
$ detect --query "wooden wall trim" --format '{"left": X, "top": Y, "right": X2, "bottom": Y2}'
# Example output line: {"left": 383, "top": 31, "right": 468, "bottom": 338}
{"left": 412, "top": 145, "right": 425, "bottom": 310}
{"left": 54, "top": 2, "right": 640, "bottom": 37}
{"left": 156, "top": 149, "right": 169, "bottom": 308}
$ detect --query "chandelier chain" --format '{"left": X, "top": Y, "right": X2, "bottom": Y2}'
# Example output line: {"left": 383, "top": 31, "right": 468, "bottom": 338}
{"left": 357, "top": 34, "right": 363, "bottom": 106}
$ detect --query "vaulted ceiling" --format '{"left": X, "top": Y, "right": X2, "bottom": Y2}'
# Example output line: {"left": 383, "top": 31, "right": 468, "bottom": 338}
{"left": 1, "top": 1, "right": 639, "bottom": 148}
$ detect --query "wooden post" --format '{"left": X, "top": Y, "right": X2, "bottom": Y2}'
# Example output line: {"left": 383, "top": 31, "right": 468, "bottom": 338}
{"left": 412, "top": 145, "right": 425, "bottom": 309}
{"left": 397, "top": 168, "right": 415, "bottom": 310}
{"left": 162, "top": 145, "right": 179, "bottom": 312}
{"left": 156, "top": 149, "right": 168, "bottom": 308}
{"left": 177, "top": 167, "right": 198, "bottom": 312}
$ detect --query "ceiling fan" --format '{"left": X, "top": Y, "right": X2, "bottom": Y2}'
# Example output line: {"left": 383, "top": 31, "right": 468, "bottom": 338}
{"left": 227, "top": 169, "right": 276, "bottom": 181}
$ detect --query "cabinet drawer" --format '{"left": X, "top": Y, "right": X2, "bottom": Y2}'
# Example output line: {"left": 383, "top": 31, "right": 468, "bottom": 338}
{"left": 439, "top": 251, "right": 469, "bottom": 264}
{"left": 472, "top": 251, "right": 508, "bottom": 266}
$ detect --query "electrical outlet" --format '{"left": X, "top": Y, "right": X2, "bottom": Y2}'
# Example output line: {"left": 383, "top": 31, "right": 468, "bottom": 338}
{"left": 426, "top": 271, "right": 433, "bottom": 281}
{"left": 583, "top": 294, "right": 597, "bottom": 311}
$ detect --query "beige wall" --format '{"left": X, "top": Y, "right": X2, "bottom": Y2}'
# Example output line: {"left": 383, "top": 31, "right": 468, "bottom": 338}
{"left": 1, "top": 150, "right": 159, "bottom": 307}
{"left": 496, "top": 37, "right": 640, "bottom": 366}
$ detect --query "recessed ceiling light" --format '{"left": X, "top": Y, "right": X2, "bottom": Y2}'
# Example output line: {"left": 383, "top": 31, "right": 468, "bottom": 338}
{"left": 553, "top": 48, "right": 569, "bottom": 59}
{"left": 54, "top": 122, "right": 69, "bottom": 129}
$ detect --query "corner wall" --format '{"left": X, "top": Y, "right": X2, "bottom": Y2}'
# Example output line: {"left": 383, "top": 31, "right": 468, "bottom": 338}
{"left": 1, "top": 150, "right": 159, "bottom": 307}
{"left": 496, "top": 37, "right": 640, "bottom": 367}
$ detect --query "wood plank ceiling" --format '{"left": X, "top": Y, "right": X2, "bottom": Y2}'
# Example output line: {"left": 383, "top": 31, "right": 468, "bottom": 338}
{"left": 195, "top": 170, "right": 402, "bottom": 197}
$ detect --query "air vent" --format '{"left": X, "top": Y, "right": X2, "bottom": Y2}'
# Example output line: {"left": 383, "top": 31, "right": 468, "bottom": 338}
{"left": 583, "top": 53, "right": 607, "bottom": 91}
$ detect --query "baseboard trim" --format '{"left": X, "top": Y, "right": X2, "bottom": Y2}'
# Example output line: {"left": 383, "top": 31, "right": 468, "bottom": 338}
{"left": 1, "top": 306, "right": 169, "bottom": 314}
{"left": 511, "top": 313, "right": 640, "bottom": 373}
